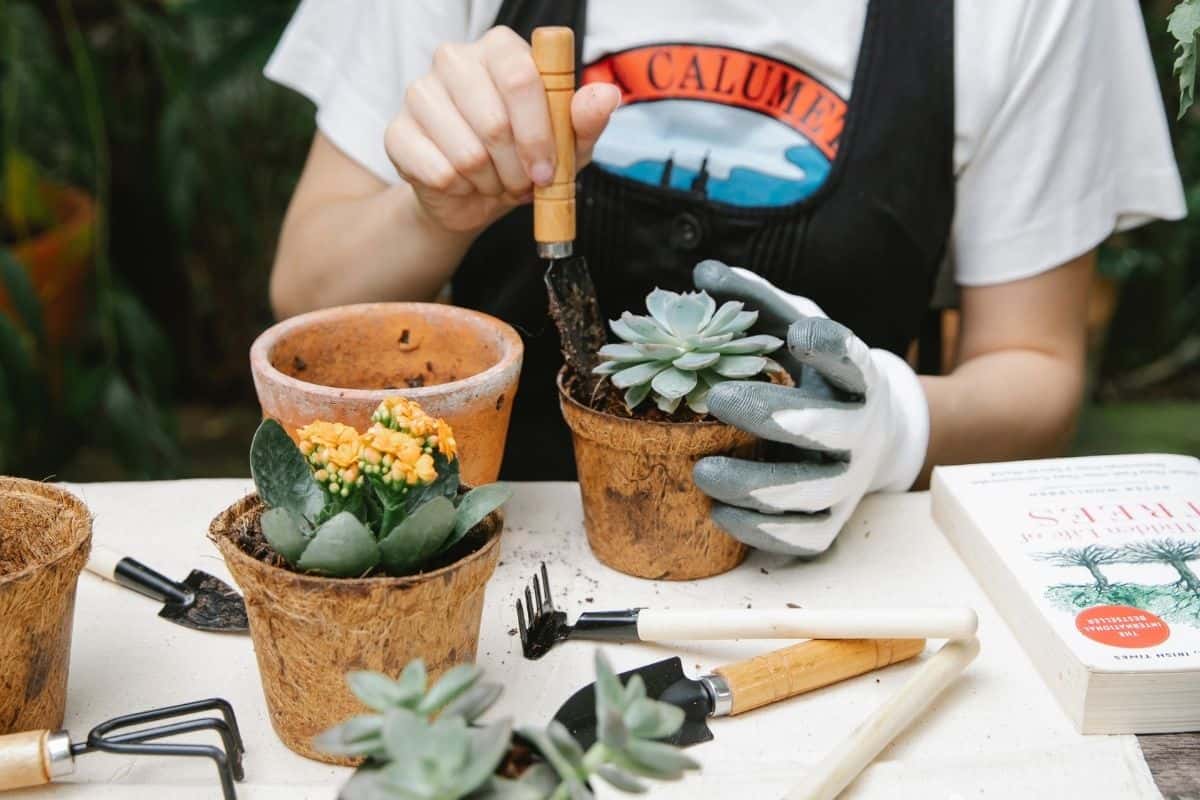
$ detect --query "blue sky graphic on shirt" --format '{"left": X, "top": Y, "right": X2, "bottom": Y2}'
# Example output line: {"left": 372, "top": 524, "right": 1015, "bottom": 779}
{"left": 582, "top": 44, "right": 847, "bottom": 207}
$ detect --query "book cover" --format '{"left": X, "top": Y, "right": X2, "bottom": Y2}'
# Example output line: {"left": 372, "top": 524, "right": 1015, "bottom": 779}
{"left": 934, "top": 454, "right": 1200, "bottom": 673}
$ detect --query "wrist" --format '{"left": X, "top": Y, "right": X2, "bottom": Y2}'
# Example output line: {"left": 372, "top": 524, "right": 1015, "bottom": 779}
{"left": 870, "top": 349, "right": 930, "bottom": 493}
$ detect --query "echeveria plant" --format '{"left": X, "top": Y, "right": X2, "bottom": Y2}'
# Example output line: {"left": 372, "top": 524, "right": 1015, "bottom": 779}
{"left": 316, "top": 652, "right": 700, "bottom": 800}
{"left": 250, "top": 397, "right": 510, "bottom": 578}
{"left": 594, "top": 288, "right": 782, "bottom": 415}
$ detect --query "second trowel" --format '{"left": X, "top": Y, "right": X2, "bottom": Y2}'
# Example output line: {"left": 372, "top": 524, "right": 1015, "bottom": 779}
{"left": 85, "top": 544, "right": 248, "bottom": 633}
{"left": 554, "top": 638, "right": 925, "bottom": 748}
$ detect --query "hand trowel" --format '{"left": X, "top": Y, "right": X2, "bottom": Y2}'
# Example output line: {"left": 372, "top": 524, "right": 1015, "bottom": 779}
{"left": 534, "top": 26, "right": 607, "bottom": 394}
{"left": 554, "top": 638, "right": 925, "bottom": 748}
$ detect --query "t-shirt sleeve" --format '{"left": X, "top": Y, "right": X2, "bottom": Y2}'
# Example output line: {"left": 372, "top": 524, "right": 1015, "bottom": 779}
{"left": 951, "top": 0, "right": 1186, "bottom": 286}
{"left": 264, "top": 0, "right": 486, "bottom": 184}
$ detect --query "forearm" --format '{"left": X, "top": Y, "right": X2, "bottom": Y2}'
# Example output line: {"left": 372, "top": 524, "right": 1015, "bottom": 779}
{"left": 916, "top": 349, "right": 1085, "bottom": 488}
{"left": 270, "top": 180, "right": 474, "bottom": 318}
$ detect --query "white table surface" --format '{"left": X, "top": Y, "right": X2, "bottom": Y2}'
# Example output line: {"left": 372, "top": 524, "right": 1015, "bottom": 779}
{"left": 12, "top": 480, "right": 1163, "bottom": 799}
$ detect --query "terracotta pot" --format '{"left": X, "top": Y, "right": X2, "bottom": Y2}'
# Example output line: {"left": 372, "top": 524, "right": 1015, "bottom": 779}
{"left": 559, "top": 370, "right": 777, "bottom": 580}
{"left": 0, "top": 479, "right": 92, "bottom": 733}
{"left": 2, "top": 183, "right": 96, "bottom": 346}
{"left": 251, "top": 303, "right": 522, "bottom": 486}
{"left": 209, "top": 494, "right": 503, "bottom": 763}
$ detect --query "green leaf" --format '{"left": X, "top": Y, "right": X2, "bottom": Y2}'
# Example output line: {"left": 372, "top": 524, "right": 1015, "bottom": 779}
{"left": 456, "top": 719, "right": 515, "bottom": 796}
{"left": 440, "top": 681, "right": 502, "bottom": 722}
{"left": 712, "top": 355, "right": 767, "bottom": 378}
{"left": 546, "top": 720, "right": 587, "bottom": 770}
{"left": 449, "top": 483, "right": 512, "bottom": 545}
{"left": 684, "top": 383, "right": 710, "bottom": 415}
{"left": 612, "top": 313, "right": 674, "bottom": 344}
{"left": 312, "top": 714, "right": 385, "bottom": 758}
{"left": 486, "top": 763, "right": 561, "bottom": 798}
{"left": 518, "top": 727, "right": 590, "bottom": 798}
{"left": 1169, "top": 0, "right": 1200, "bottom": 118}
{"left": 612, "top": 361, "right": 668, "bottom": 389}
{"left": 379, "top": 495, "right": 457, "bottom": 575}
{"left": 594, "top": 651, "right": 626, "bottom": 713}
{"left": 597, "top": 707, "right": 629, "bottom": 751}
{"left": 623, "top": 382, "right": 652, "bottom": 410}
{"left": 596, "top": 343, "right": 647, "bottom": 363}
{"left": 665, "top": 291, "right": 715, "bottom": 337}
{"left": 712, "top": 334, "right": 783, "bottom": 355}
{"left": 624, "top": 698, "right": 685, "bottom": 740}
{"left": 653, "top": 393, "right": 681, "bottom": 415}
{"left": 671, "top": 351, "right": 720, "bottom": 371}
{"left": 645, "top": 289, "right": 677, "bottom": 328}
{"left": 260, "top": 507, "right": 310, "bottom": 565}
{"left": 395, "top": 660, "right": 429, "bottom": 704}
{"left": 347, "top": 670, "right": 421, "bottom": 712}
{"left": 402, "top": 450, "right": 460, "bottom": 515}
{"left": 250, "top": 418, "right": 325, "bottom": 523}
{"left": 297, "top": 512, "right": 380, "bottom": 577}
{"left": 380, "top": 707, "right": 428, "bottom": 761}
{"left": 0, "top": 248, "right": 45, "bottom": 346}
{"left": 650, "top": 367, "right": 697, "bottom": 400}
{"left": 622, "top": 739, "right": 700, "bottom": 779}
{"left": 416, "top": 663, "right": 480, "bottom": 715}
{"left": 595, "top": 764, "right": 647, "bottom": 794}
{"left": 702, "top": 300, "right": 744, "bottom": 336}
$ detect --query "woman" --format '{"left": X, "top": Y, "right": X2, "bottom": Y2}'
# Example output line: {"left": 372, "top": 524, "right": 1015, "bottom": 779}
{"left": 264, "top": 0, "right": 1185, "bottom": 554}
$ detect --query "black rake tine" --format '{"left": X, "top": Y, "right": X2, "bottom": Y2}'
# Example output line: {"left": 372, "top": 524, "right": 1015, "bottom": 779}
{"left": 524, "top": 586, "right": 536, "bottom": 624}
{"left": 517, "top": 600, "right": 529, "bottom": 648}
{"left": 540, "top": 562, "right": 554, "bottom": 610}
{"left": 533, "top": 571, "right": 543, "bottom": 612}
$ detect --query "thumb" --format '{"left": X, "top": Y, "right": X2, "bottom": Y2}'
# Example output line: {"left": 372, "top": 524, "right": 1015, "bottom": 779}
{"left": 572, "top": 83, "right": 621, "bottom": 169}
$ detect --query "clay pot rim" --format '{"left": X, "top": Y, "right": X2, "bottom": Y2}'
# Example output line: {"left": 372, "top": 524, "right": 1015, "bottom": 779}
{"left": 0, "top": 478, "right": 92, "bottom": 586}
{"left": 250, "top": 302, "right": 523, "bottom": 401}
{"left": 210, "top": 492, "right": 503, "bottom": 591}
{"left": 556, "top": 366, "right": 790, "bottom": 430}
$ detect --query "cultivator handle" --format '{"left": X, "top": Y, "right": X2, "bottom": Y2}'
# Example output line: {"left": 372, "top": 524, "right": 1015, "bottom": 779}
{"left": 532, "top": 26, "right": 576, "bottom": 257}
{"left": 0, "top": 729, "right": 73, "bottom": 791}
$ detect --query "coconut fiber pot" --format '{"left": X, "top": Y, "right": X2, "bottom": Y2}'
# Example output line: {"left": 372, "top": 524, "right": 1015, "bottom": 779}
{"left": 250, "top": 303, "right": 522, "bottom": 487}
{"left": 0, "top": 479, "right": 91, "bottom": 733}
{"left": 210, "top": 494, "right": 502, "bottom": 763}
{"left": 558, "top": 370, "right": 765, "bottom": 581}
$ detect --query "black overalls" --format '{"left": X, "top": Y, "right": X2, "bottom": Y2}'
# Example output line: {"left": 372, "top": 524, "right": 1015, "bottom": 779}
{"left": 453, "top": 0, "right": 955, "bottom": 480}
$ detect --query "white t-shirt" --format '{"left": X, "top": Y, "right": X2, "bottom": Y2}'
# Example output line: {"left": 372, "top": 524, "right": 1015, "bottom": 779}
{"left": 265, "top": 0, "right": 1186, "bottom": 287}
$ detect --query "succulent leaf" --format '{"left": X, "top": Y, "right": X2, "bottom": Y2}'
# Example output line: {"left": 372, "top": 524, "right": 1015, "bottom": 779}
{"left": 593, "top": 285, "right": 784, "bottom": 413}
{"left": 260, "top": 507, "right": 311, "bottom": 565}
{"left": 297, "top": 512, "right": 380, "bottom": 576}
{"left": 440, "top": 682, "right": 503, "bottom": 722}
{"left": 624, "top": 698, "right": 685, "bottom": 740}
{"left": 594, "top": 764, "right": 647, "bottom": 794}
{"left": 349, "top": 669, "right": 423, "bottom": 712}
{"left": 378, "top": 495, "right": 457, "bottom": 575}
{"left": 417, "top": 664, "right": 482, "bottom": 716}
{"left": 650, "top": 367, "right": 697, "bottom": 400}
{"left": 713, "top": 355, "right": 768, "bottom": 378}
{"left": 622, "top": 739, "right": 700, "bottom": 779}
{"left": 311, "top": 714, "right": 386, "bottom": 758}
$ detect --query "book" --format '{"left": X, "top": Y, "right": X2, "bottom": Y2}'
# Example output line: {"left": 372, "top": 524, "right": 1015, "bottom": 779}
{"left": 931, "top": 454, "right": 1200, "bottom": 734}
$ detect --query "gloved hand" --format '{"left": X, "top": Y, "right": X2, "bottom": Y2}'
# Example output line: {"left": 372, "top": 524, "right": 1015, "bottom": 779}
{"left": 690, "top": 261, "right": 930, "bottom": 556}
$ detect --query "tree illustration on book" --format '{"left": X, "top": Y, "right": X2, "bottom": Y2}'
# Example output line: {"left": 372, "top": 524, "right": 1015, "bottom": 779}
{"left": 1040, "top": 538, "right": 1200, "bottom": 627}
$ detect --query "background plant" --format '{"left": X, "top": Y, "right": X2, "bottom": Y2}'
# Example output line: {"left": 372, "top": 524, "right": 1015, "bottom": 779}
{"left": 251, "top": 400, "right": 510, "bottom": 578}
{"left": 316, "top": 651, "right": 700, "bottom": 800}
{"left": 595, "top": 288, "right": 782, "bottom": 415}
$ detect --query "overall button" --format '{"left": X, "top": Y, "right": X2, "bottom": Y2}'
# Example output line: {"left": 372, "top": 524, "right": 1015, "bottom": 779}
{"left": 670, "top": 212, "right": 704, "bottom": 251}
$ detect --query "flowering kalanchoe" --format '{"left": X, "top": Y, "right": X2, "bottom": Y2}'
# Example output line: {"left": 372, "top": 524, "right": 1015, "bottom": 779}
{"left": 249, "top": 397, "right": 510, "bottom": 579}
{"left": 297, "top": 421, "right": 365, "bottom": 498}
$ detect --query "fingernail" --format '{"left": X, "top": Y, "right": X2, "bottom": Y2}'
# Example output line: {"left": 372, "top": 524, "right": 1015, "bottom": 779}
{"left": 531, "top": 160, "right": 554, "bottom": 186}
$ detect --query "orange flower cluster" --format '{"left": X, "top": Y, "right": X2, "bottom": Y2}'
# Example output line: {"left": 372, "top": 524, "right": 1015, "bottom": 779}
{"left": 298, "top": 421, "right": 365, "bottom": 497}
{"left": 371, "top": 396, "right": 457, "bottom": 460}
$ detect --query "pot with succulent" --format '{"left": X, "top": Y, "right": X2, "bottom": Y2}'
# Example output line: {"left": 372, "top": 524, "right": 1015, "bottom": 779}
{"left": 556, "top": 285, "right": 787, "bottom": 581}
{"left": 315, "top": 651, "right": 700, "bottom": 799}
{"left": 209, "top": 396, "right": 512, "bottom": 762}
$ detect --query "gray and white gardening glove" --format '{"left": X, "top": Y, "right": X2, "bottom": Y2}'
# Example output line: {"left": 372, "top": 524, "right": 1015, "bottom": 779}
{"left": 691, "top": 261, "right": 930, "bottom": 557}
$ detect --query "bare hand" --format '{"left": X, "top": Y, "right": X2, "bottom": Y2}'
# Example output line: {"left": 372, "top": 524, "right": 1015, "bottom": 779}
{"left": 385, "top": 26, "right": 621, "bottom": 234}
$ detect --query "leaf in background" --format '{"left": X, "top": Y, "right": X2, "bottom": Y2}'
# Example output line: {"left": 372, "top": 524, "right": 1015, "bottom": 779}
{"left": 0, "top": 249, "right": 46, "bottom": 348}
{"left": 249, "top": 418, "right": 325, "bottom": 523}
{"left": 1170, "top": 0, "right": 1200, "bottom": 118}
{"left": 311, "top": 714, "right": 385, "bottom": 759}
{"left": 379, "top": 495, "right": 457, "bottom": 575}
{"left": 347, "top": 670, "right": 421, "bottom": 713}
{"left": 296, "top": 511, "right": 380, "bottom": 577}
{"left": 416, "top": 663, "right": 481, "bottom": 716}
{"left": 259, "top": 506, "right": 310, "bottom": 565}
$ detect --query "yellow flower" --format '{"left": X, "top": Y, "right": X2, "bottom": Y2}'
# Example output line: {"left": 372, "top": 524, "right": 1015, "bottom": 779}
{"left": 362, "top": 424, "right": 423, "bottom": 466}
{"left": 432, "top": 419, "right": 458, "bottom": 459}
{"left": 372, "top": 396, "right": 438, "bottom": 439}
{"left": 298, "top": 421, "right": 363, "bottom": 470}
{"left": 414, "top": 453, "right": 437, "bottom": 483}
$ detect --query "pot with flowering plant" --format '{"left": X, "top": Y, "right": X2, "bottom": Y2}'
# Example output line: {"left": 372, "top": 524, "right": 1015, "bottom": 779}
{"left": 209, "top": 396, "right": 511, "bottom": 763}
{"left": 556, "top": 276, "right": 790, "bottom": 581}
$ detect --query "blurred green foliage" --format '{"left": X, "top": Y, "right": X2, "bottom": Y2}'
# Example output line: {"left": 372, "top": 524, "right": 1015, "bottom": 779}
{"left": 0, "top": 0, "right": 1194, "bottom": 480}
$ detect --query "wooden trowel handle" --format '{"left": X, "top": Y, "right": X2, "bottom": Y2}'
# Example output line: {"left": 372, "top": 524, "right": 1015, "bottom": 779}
{"left": 532, "top": 26, "right": 576, "bottom": 253}
{"left": 0, "top": 729, "right": 72, "bottom": 790}
{"left": 714, "top": 638, "right": 925, "bottom": 716}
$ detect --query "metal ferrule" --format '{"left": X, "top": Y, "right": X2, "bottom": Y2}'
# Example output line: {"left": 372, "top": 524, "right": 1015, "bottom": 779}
{"left": 45, "top": 731, "right": 75, "bottom": 778}
{"left": 538, "top": 241, "right": 574, "bottom": 259}
{"left": 699, "top": 674, "right": 733, "bottom": 717}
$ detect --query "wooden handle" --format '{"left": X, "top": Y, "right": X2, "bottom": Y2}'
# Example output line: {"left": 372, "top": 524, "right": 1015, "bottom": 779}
{"left": 532, "top": 26, "right": 575, "bottom": 248}
{"left": 636, "top": 608, "right": 977, "bottom": 642}
{"left": 714, "top": 638, "right": 925, "bottom": 716}
{"left": 787, "top": 637, "right": 980, "bottom": 800}
{"left": 0, "top": 730, "right": 52, "bottom": 791}
{"left": 85, "top": 543, "right": 125, "bottom": 581}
